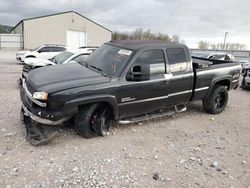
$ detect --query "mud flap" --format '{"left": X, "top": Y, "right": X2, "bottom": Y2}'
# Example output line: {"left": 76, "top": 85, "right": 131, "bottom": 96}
{"left": 23, "top": 116, "right": 59, "bottom": 146}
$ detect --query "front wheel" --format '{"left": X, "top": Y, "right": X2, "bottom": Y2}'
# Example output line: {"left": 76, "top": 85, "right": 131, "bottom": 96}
{"left": 74, "top": 104, "right": 112, "bottom": 138}
{"left": 202, "top": 85, "right": 228, "bottom": 114}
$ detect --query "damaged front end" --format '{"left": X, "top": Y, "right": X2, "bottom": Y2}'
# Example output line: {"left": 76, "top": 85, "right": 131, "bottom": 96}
{"left": 20, "top": 80, "right": 73, "bottom": 145}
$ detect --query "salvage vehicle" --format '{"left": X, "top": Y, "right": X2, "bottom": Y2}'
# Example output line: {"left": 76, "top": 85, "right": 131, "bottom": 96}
{"left": 16, "top": 44, "right": 66, "bottom": 62}
{"left": 192, "top": 52, "right": 235, "bottom": 61}
{"left": 20, "top": 41, "right": 241, "bottom": 145}
{"left": 19, "top": 50, "right": 92, "bottom": 85}
{"left": 241, "top": 64, "right": 250, "bottom": 89}
{"left": 239, "top": 59, "right": 250, "bottom": 69}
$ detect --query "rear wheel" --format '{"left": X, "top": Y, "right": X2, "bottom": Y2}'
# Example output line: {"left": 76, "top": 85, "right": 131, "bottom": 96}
{"left": 74, "top": 104, "right": 112, "bottom": 138}
{"left": 202, "top": 85, "right": 228, "bottom": 114}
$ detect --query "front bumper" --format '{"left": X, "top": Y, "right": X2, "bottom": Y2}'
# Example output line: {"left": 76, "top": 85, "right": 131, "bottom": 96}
{"left": 21, "top": 105, "right": 72, "bottom": 125}
{"left": 20, "top": 83, "right": 77, "bottom": 126}
{"left": 16, "top": 55, "right": 24, "bottom": 62}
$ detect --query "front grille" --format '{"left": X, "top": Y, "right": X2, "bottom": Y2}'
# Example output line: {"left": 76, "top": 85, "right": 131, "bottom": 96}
{"left": 22, "top": 65, "right": 32, "bottom": 73}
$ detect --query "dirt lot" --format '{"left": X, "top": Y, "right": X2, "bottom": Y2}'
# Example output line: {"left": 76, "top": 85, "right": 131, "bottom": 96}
{"left": 0, "top": 51, "right": 249, "bottom": 188}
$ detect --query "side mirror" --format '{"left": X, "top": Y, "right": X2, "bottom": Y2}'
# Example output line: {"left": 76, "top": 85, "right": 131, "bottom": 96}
{"left": 126, "top": 64, "right": 150, "bottom": 81}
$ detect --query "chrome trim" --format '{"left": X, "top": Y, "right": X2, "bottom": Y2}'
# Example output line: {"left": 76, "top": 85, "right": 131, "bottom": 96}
{"left": 168, "top": 90, "right": 192, "bottom": 97}
{"left": 195, "top": 86, "right": 209, "bottom": 92}
{"left": 119, "top": 90, "right": 192, "bottom": 105}
{"left": 22, "top": 81, "right": 47, "bottom": 107}
{"left": 119, "top": 95, "right": 169, "bottom": 106}
{"left": 22, "top": 105, "right": 71, "bottom": 125}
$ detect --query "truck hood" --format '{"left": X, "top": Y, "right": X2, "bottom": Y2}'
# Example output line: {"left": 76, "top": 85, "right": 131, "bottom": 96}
{"left": 27, "top": 63, "right": 110, "bottom": 93}
{"left": 24, "top": 58, "right": 54, "bottom": 66}
{"left": 17, "top": 50, "right": 30, "bottom": 55}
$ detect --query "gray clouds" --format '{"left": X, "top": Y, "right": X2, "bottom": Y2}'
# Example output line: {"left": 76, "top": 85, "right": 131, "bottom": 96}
{"left": 0, "top": 0, "right": 250, "bottom": 48}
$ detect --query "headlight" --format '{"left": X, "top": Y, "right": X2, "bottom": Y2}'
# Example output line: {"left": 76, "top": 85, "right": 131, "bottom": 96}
{"left": 33, "top": 92, "right": 48, "bottom": 101}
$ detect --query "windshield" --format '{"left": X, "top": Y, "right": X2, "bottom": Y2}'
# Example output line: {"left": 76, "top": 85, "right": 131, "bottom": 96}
{"left": 84, "top": 44, "right": 134, "bottom": 77}
{"left": 51, "top": 51, "right": 74, "bottom": 64}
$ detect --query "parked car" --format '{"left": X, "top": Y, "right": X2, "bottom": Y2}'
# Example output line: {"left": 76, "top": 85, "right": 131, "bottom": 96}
{"left": 192, "top": 52, "right": 235, "bottom": 61}
{"left": 239, "top": 59, "right": 250, "bottom": 68}
{"left": 78, "top": 46, "right": 98, "bottom": 53}
{"left": 20, "top": 41, "right": 241, "bottom": 145}
{"left": 241, "top": 64, "right": 250, "bottom": 89}
{"left": 16, "top": 44, "right": 66, "bottom": 62}
{"left": 19, "top": 50, "right": 92, "bottom": 85}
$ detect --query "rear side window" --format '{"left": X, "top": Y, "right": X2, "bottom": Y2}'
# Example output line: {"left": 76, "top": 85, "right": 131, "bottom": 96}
{"left": 134, "top": 50, "right": 165, "bottom": 75}
{"left": 38, "top": 47, "right": 51, "bottom": 53}
{"left": 166, "top": 48, "right": 188, "bottom": 73}
{"left": 51, "top": 47, "right": 66, "bottom": 52}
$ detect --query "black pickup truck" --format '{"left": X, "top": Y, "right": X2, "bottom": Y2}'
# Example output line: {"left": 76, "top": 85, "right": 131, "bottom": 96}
{"left": 20, "top": 41, "right": 241, "bottom": 145}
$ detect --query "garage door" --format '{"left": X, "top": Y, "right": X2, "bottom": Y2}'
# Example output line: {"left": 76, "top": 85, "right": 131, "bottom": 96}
{"left": 67, "top": 30, "right": 86, "bottom": 49}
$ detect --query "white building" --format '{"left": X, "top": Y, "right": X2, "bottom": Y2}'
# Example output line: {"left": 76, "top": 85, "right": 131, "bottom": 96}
{"left": 11, "top": 11, "right": 112, "bottom": 49}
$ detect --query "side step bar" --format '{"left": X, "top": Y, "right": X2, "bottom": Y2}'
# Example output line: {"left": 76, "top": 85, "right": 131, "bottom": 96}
{"left": 118, "top": 104, "right": 187, "bottom": 125}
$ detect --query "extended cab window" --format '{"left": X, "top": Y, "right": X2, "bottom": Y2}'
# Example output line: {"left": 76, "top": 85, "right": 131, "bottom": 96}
{"left": 166, "top": 48, "right": 188, "bottom": 73}
{"left": 134, "top": 50, "right": 165, "bottom": 75}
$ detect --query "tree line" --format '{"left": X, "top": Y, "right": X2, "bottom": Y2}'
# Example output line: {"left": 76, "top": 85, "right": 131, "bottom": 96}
{"left": 112, "top": 28, "right": 185, "bottom": 44}
{"left": 198, "top": 41, "right": 247, "bottom": 50}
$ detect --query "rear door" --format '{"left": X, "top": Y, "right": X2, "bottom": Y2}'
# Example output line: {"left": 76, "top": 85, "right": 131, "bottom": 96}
{"left": 164, "top": 48, "right": 194, "bottom": 106}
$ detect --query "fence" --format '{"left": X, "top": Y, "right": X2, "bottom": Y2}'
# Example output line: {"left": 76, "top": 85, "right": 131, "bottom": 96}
{"left": 0, "top": 34, "right": 23, "bottom": 50}
{"left": 190, "top": 49, "right": 250, "bottom": 61}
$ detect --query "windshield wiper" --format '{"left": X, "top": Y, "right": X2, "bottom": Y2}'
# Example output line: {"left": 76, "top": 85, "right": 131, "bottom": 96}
{"left": 90, "top": 65, "right": 109, "bottom": 77}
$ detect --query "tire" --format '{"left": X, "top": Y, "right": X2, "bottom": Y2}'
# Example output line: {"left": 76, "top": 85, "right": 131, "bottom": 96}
{"left": 74, "top": 104, "right": 112, "bottom": 138}
{"left": 241, "top": 78, "right": 246, "bottom": 89}
{"left": 202, "top": 85, "right": 228, "bottom": 114}
{"left": 74, "top": 104, "right": 99, "bottom": 138}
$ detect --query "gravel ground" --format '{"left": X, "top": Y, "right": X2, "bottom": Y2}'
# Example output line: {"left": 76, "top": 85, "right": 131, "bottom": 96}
{"left": 0, "top": 51, "right": 249, "bottom": 188}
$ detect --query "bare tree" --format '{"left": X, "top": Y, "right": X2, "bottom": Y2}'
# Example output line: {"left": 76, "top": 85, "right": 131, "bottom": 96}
{"left": 198, "top": 41, "right": 210, "bottom": 49}
{"left": 112, "top": 28, "right": 179, "bottom": 43}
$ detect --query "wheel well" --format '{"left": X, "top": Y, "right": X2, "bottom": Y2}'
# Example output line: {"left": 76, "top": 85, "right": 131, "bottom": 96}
{"left": 215, "top": 80, "right": 230, "bottom": 90}
{"left": 25, "top": 56, "right": 36, "bottom": 58}
{"left": 78, "top": 102, "right": 115, "bottom": 119}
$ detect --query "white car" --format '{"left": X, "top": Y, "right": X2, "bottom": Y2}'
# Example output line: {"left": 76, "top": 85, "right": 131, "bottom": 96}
{"left": 240, "top": 59, "right": 250, "bottom": 68}
{"left": 24, "top": 50, "right": 91, "bottom": 66}
{"left": 16, "top": 44, "right": 67, "bottom": 62}
{"left": 19, "top": 50, "right": 92, "bottom": 85}
{"left": 192, "top": 52, "right": 235, "bottom": 61}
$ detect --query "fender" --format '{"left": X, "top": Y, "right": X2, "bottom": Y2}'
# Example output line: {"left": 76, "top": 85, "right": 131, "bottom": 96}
{"left": 206, "top": 75, "right": 232, "bottom": 98}
{"left": 63, "top": 94, "right": 119, "bottom": 120}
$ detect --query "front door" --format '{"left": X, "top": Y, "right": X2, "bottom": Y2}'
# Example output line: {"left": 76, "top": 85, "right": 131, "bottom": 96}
{"left": 118, "top": 49, "right": 168, "bottom": 118}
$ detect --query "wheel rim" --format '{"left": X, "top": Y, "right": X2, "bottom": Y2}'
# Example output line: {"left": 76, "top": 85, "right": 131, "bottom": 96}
{"left": 214, "top": 91, "right": 226, "bottom": 110}
{"left": 90, "top": 107, "right": 111, "bottom": 135}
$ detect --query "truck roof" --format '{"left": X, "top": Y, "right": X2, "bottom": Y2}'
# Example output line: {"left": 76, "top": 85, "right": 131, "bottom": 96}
{"left": 106, "top": 40, "right": 186, "bottom": 51}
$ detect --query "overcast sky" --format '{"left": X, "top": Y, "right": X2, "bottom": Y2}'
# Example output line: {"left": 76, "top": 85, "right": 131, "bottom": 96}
{"left": 0, "top": 0, "right": 250, "bottom": 49}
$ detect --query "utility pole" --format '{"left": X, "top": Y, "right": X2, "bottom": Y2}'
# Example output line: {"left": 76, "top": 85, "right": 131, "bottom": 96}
{"left": 223, "top": 32, "right": 228, "bottom": 50}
